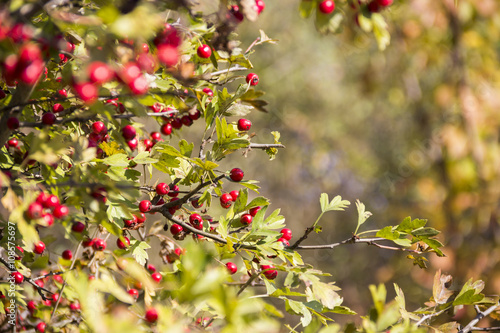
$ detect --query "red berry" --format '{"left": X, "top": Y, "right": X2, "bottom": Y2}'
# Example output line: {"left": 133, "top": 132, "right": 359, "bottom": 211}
{"left": 202, "top": 87, "right": 213, "bottom": 96}
{"left": 26, "top": 202, "right": 43, "bottom": 220}
{"left": 7, "top": 138, "right": 18, "bottom": 148}
{"left": 69, "top": 302, "right": 80, "bottom": 311}
{"left": 128, "top": 75, "right": 149, "bottom": 95}
{"left": 220, "top": 193, "right": 233, "bottom": 209}
{"left": 170, "top": 224, "right": 183, "bottom": 235}
{"left": 117, "top": 236, "right": 130, "bottom": 249}
{"left": 280, "top": 228, "right": 292, "bottom": 241}
{"left": 230, "top": 5, "right": 244, "bottom": 22}
{"left": 122, "top": 125, "right": 136, "bottom": 140}
{"left": 156, "top": 183, "right": 169, "bottom": 195}
{"left": 0, "top": 90, "right": 5, "bottom": 100}
{"left": 171, "top": 117, "right": 182, "bottom": 129}
{"left": 127, "top": 138, "right": 138, "bottom": 151}
{"left": 191, "top": 197, "right": 203, "bottom": 208}
{"left": 72, "top": 221, "right": 85, "bottom": 233}
{"left": 141, "top": 43, "right": 150, "bottom": 53}
{"left": 189, "top": 213, "right": 203, "bottom": 230}
{"left": 367, "top": 1, "right": 380, "bottom": 12}
{"left": 151, "top": 131, "right": 162, "bottom": 141}
{"left": 27, "top": 300, "right": 37, "bottom": 312}
{"left": 12, "top": 271, "right": 24, "bottom": 284}
{"left": 151, "top": 272, "right": 162, "bottom": 283}
{"left": 53, "top": 204, "right": 69, "bottom": 219}
{"left": 197, "top": 44, "right": 212, "bottom": 58}
{"left": 52, "top": 103, "right": 64, "bottom": 113}
{"left": 124, "top": 215, "right": 138, "bottom": 228}
{"left": 319, "top": 0, "right": 335, "bottom": 14}
{"left": 237, "top": 118, "right": 252, "bottom": 131}
{"left": 120, "top": 62, "right": 142, "bottom": 83}
{"left": 88, "top": 61, "right": 113, "bottom": 84}
{"left": 376, "top": 0, "right": 393, "bottom": 6}
{"left": 36, "top": 322, "right": 46, "bottom": 333}
{"left": 147, "top": 264, "right": 156, "bottom": 273}
{"left": 137, "top": 213, "right": 146, "bottom": 224}
{"left": 57, "top": 89, "right": 67, "bottom": 98}
{"left": 160, "top": 123, "right": 172, "bottom": 135}
{"left": 92, "top": 238, "right": 106, "bottom": 251}
{"left": 157, "top": 44, "right": 179, "bottom": 67}
{"left": 139, "top": 200, "right": 152, "bottom": 213}
{"left": 92, "top": 121, "right": 107, "bottom": 135}
{"left": 249, "top": 206, "right": 261, "bottom": 217}
{"left": 255, "top": 0, "right": 265, "bottom": 13}
{"left": 7, "top": 117, "right": 19, "bottom": 130}
{"left": 33, "top": 241, "right": 45, "bottom": 254}
{"left": 44, "top": 194, "right": 60, "bottom": 209}
{"left": 83, "top": 238, "right": 94, "bottom": 248}
{"left": 128, "top": 288, "right": 139, "bottom": 299}
{"left": 189, "top": 109, "right": 201, "bottom": 120}
{"left": 167, "top": 184, "right": 179, "bottom": 197}
{"left": 229, "top": 190, "right": 239, "bottom": 202}
{"left": 230, "top": 168, "right": 244, "bottom": 182}
{"left": 42, "top": 112, "right": 56, "bottom": 125}
{"left": 62, "top": 249, "right": 73, "bottom": 260}
{"left": 246, "top": 73, "right": 259, "bottom": 86}
{"left": 145, "top": 308, "right": 158, "bottom": 323}
{"left": 278, "top": 237, "right": 290, "bottom": 246}
{"left": 179, "top": 115, "right": 192, "bottom": 127}
{"left": 240, "top": 214, "right": 252, "bottom": 225}
{"left": 226, "top": 262, "right": 237, "bottom": 275}
{"left": 41, "top": 213, "right": 54, "bottom": 227}
{"left": 74, "top": 82, "right": 98, "bottom": 104}
{"left": 20, "top": 60, "right": 44, "bottom": 85}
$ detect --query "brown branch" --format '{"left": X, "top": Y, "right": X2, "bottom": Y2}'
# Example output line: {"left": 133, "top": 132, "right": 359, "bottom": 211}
{"left": 470, "top": 327, "right": 500, "bottom": 332}
{"left": 288, "top": 226, "right": 315, "bottom": 250}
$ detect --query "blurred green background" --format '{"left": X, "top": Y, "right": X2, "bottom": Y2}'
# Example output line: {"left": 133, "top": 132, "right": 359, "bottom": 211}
{"left": 219, "top": 0, "right": 500, "bottom": 325}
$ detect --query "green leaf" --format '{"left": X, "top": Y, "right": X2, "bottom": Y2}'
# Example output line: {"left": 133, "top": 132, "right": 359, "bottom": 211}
{"left": 315, "top": 11, "right": 343, "bottom": 35}
{"left": 330, "top": 306, "right": 357, "bottom": 315}
{"left": 244, "top": 196, "right": 270, "bottom": 210}
{"left": 239, "top": 180, "right": 261, "bottom": 192}
{"left": 355, "top": 200, "right": 372, "bottom": 233}
{"left": 224, "top": 103, "right": 254, "bottom": 116}
{"left": 320, "top": 194, "right": 350, "bottom": 213}
{"left": 130, "top": 241, "right": 151, "bottom": 266}
{"left": 411, "top": 227, "right": 440, "bottom": 237}
{"left": 372, "top": 13, "right": 391, "bottom": 51}
{"left": 133, "top": 152, "right": 158, "bottom": 164}
{"left": 233, "top": 189, "right": 248, "bottom": 213}
{"left": 453, "top": 289, "right": 484, "bottom": 306}
{"left": 299, "top": 0, "right": 315, "bottom": 18}
{"left": 101, "top": 154, "right": 129, "bottom": 167}
{"left": 420, "top": 238, "right": 445, "bottom": 257}
{"left": 396, "top": 217, "right": 427, "bottom": 233}
{"left": 179, "top": 140, "right": 194, "bottom": 158}
{"left": 369, "top": 284, "right": 386, "bottom": 315}
{"left": 376, "top": 226, "right": 400, "bottom": 240}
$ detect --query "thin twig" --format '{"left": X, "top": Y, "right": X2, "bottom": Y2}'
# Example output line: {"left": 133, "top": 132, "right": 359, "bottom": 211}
{"left": 415, "top": 309, "right": 446, "bottom": 327}
{"left": 459, "top": 302, "right": 500, "bottom": 333}
{"left": 248, "top": 143, "right": 285, "bottom": 149}
{"left": 470, "top": 327, "right": 500, "bottom": 331}
{"left": 210, "top": 65, "right": 248, "bottom": 77}
{"left": 50, "top": 241, "right": 83, "bottom": 322}
{"left": 293, "top": 237, "right": 422, "bottom": 254}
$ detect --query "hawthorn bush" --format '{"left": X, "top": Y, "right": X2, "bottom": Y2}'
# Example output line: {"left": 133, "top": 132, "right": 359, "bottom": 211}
{"left": 0, "top": 1, "right": 499, "bottom": 333}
